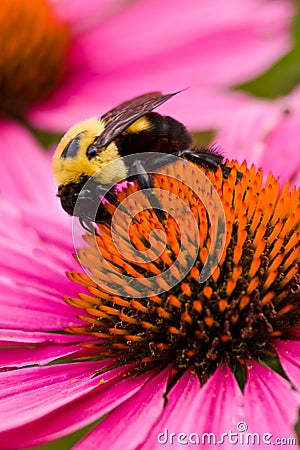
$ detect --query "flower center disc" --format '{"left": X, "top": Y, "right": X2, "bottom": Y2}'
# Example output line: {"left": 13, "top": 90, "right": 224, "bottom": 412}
{"left": 67, "top": 161, "right": 300, "bottom": 381}
{"left": 0, "top": 0, "right": 70, "bottom": 118}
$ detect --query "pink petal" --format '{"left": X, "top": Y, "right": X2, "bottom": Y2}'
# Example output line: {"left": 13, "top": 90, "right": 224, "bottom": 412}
{"left": 261, "top": 101, "right": 300, "bottom": 184}
{"left": 0, "top": 199, "right": 89, "bottom": 331}
{"left": 244, "top": 360, "right": 299, "bottom": 446}
{"left": 28, "top": 78, "right": 252, "bottom": 132}
{"left": 292, "top": 170, "right": 300, "bottom": 187}
{"left": 0, "top": 329, "right": 90, "bottom": 344}
{"left": 216, "top": 86, "right": 300, "bottom": 185}
{"left": 189, "top": 364, "right": 245, "bottom": 442}
{"left": 137, "top": 369, "right": 201, "bottom": 450}
{"left": 215, "top": 97, "right": 282, "bottom": 166}
{"left": 275, "top": 339, "right": 300, "bottom": 391}
{"left": 0, "top": 361, "right": 113, "bottom": 431}
{"left": 0, "top": 280, "right": 83, "bottom": 331}
{"left": 28, "top": 0, "right": 294, "bottom": 131}
{"left": 167, "top": 365, "right": 244, "bottom": 448}
{"left": 139, "top": 365, "right": 245, "bottom": 449}
{"left": 54, "top": 0, "right": 124, "bottom": 34}
{"left": 15, "top": 204, "right": 74, "bottom": 249}
{"left": 0, "top": 342, "right": 87, "bottom": 368}
{"left": 74, "top": 366, "right": 170, "bottom": 450}
{"left": 0, "top": 122, "right": 74, "bottom": 234}
{"left": 78, "top": 0, "right": 293, "bottom": 78}
{"left": 0, "top": 121, "right": 57, "bottom": 208}
{"left": 0, "top": 365, "right": 154, "bottom": 449}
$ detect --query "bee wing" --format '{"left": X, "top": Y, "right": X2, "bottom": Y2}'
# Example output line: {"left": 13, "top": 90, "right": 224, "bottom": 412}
{"left": 96, "top": 91, "right": 181, "bottom": 148}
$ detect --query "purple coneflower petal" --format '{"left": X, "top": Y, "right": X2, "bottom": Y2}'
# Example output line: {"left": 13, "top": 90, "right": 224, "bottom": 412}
{"left": 0, "top": 361, "right": 112, "bottom": 431}
{"left": 0, "top": 342, "right": 86, "bottom": 368}
{"left": 27, "top": 0, "right": 294, "bottom": 131}
{"left": 0, "top": 121, "right": 57, "bottom": 207}
{"left": 275, "top": 340, "right": 300, "bottom": 391}
{"left": 137, "top": 365, "right": 245, "bottom": 449}
{"left": 82, "top": 0, "right": 292, "bottom": 79}
{"left": 0, "top": 329, "right": 90, "bottom": 345}
{"left": 136, "top": 369, "right": 201, "bottom": 450}
{"left": 0, "top": 172, "right": 87, "bottom": 332}
{"left": 55, "top": 0, "right": 123, "bottom": 34}
{"left": 216, "top": 87, "right": 300, "bottom": 184}
{"left": 244, "top": 360, "right": 299, "bottom": 445}
{"left": 190, "top": 365, "right": 245, "bottom": 434}
{"left": 0, "top": 280, "right": 83, "bottom": 331}
{"left": 74, "top": 366, "right": 170, "bottom": 450}
{"left": 0, "top": 364, "right": 154, "bottom": 449}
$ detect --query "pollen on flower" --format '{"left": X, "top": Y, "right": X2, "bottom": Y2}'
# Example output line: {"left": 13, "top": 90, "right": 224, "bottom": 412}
{"left": 66, "top": 159, "right": 299, "bottom": 381}
{"left": 0, "top": 0, "right": 70, "bottom": 117}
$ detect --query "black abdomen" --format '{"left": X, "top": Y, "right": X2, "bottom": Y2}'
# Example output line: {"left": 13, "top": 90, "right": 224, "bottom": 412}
{"left": 116, "top": 112, "right": 193, "bottom": 156}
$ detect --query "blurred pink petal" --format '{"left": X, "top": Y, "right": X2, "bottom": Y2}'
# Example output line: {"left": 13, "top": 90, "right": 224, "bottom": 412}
{"left": 215, "top": 97, "right": 281, "bottom": 163}
{"left": 39, "top": 80, "right": 254, "bottom": 132}
{"left": 80, "top": 0, "right": 292, "bottom": 78}
{"left": 216, "top": 86, "right": 300, "bottom": 184}
{"left": 0, "top": 201, "right": 86, "bottom": 331}
{"left": 55, "top": 0, "right": 124, "bottom": 34}
{"left": 261, "top": 88, "right": 300, "bottom": 184}
{"left": 26, "top": 0, "right": 294, "bottom": 131}
{"left": 275, "top": 340, "right": 300, "bottom": 391}
{"left": 0, "top": 121, "right": 57, "bottom": 207}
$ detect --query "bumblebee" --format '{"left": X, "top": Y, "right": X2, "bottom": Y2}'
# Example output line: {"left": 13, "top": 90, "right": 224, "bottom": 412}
{"left": 53, "top": 91, "right": 233, "bottom": 227}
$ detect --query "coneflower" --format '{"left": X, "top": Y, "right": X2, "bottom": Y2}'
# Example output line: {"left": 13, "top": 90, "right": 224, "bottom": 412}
{"left": 65, "top": 158, "right": 299, "bottom": 448}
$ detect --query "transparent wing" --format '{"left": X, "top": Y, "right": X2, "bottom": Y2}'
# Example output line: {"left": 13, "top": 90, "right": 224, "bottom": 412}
{"left": 96, "top": 91, "right": 181, "bottom": 148}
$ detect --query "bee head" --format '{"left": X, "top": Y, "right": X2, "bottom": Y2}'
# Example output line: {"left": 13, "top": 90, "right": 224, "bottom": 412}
{"left": 52, "top": 117, "right": 128, "bottom": 188}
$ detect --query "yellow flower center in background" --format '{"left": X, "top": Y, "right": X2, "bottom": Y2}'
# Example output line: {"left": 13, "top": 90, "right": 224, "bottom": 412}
{"left": 66, "top": 160, "right": 300, "bottom": 381}
{"left": 0, "top": 0, "right": 70, "bottom": 118}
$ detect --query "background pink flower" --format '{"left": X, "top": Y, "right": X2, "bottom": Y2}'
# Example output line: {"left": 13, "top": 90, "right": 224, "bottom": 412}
{"left": 214, "top": 85, "right": 300, "bottom": 186}
{"left": 0, "top": 0, "right": 294, "bottom": 133}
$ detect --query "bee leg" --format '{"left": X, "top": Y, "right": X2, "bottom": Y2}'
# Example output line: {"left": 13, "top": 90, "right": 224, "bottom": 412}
{"left": 132, "top": 160, "right": 167, "bottom": 223}
{"left": 144, "top": 150, "right": 243, "bottom": 182}
{"left": 132, "top": 160, "right": 154, "bottom": 190}
{"left": 140, "top": 151, "right": 223, "bottom": 175}
{"left": 219, "top": 164, "right": 243, "bottom": 181}
{"left": 94, "top": 185, "right": 136, "bottom": 223}
{"left": 79, "top": 217, "right": 100, "bottom": 236}
{"left": 78, "top": 187, "right": 119, "bottom": 224}
{"left": 142, "top": 154, "right": 179, "bottom": 172}
{"left": 180, "top": 150, "right": 243, "bottom": 182}
{"left": 92, "top": 186, "right": 119, "bottom": 207}
{"left": 180, "top": 149, "right": 222, "bottom": 170}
